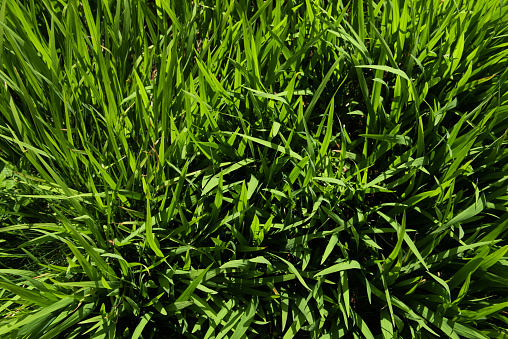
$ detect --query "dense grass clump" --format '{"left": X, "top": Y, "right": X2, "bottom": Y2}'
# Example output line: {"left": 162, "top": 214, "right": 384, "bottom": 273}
{"left": 1, "top": 0, "right": 508, "bottom": 338}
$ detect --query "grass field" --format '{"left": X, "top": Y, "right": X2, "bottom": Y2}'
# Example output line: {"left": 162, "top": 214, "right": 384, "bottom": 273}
{"left": 1, "top": 0, "right": 508, "bottom": 338}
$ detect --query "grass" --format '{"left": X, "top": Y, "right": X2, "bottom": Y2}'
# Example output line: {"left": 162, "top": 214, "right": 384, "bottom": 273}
{"left": 0, "top": 0, "right": 508, "bottom": 338}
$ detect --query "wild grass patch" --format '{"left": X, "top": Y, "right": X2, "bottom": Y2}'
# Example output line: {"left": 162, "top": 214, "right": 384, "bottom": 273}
{"left": 1, "top": 0, "right": 508, "bottom": 338}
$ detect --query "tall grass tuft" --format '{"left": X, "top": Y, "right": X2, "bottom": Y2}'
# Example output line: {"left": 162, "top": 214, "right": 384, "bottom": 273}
{"left": 1, "top": 0, "right": 508, "bottom": 338}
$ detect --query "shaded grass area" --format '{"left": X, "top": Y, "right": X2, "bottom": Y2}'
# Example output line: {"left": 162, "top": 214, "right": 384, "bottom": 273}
{"left": 1, "top": 0, "right": 508, "bottom": 338}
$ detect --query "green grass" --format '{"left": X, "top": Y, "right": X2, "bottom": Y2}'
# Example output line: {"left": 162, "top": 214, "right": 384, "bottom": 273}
{"left": 0, "top": 0, "right": 508, "bottom": 338}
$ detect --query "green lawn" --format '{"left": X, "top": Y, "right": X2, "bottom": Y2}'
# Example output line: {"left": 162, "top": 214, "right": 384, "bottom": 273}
{"left": 1, "top": 0, "right": 508, "bottom": 338}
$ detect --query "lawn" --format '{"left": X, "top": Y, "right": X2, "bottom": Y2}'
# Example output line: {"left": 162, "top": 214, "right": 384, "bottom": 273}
{"left": 1, "top": 0, "right": 508, "bottom": 338}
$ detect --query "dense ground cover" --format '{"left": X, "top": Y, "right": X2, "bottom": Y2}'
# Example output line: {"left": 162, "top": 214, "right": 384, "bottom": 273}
{"left": 1, "top": 0, "right": 508, "bottom": 337}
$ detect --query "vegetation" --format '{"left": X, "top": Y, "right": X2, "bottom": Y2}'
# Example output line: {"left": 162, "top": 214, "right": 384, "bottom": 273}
{"left": 1, "top": 0, "right": 508, "bottom": 337}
